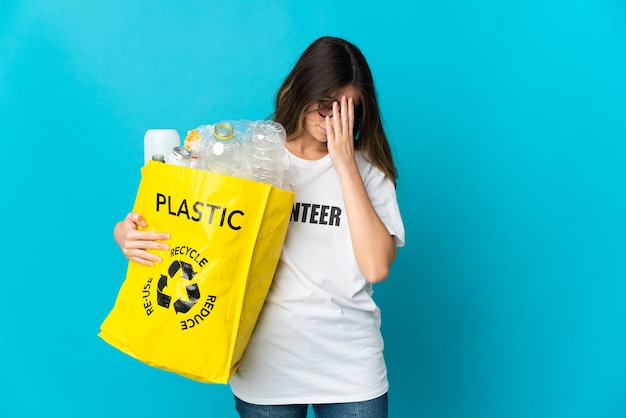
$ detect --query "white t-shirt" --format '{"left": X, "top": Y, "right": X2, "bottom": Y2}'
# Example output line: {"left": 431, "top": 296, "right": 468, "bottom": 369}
{"left": 229, "top": 150, "right": 405, "bottom": 405}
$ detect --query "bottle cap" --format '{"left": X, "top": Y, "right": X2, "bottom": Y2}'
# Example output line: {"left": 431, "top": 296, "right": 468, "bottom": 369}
{"left": 171, "top": 146, "right": 192, "bottom": 161}
{"left": 214, "top": 122, "right": 235, "bottom": 141}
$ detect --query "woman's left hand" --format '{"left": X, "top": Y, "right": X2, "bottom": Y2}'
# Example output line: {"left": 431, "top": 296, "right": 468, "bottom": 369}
{"left": 325, "top": 95, "right": 357, "bottom": 175}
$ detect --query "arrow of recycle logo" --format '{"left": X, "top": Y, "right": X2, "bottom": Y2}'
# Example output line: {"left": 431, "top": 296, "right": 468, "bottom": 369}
{"left": 156, "top": 260, "right": 201, "bottom": 314}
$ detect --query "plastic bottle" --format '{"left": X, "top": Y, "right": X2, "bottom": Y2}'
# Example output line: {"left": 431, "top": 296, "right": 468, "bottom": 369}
{"left": 151, "top": 153, "right": 166, "bottom": 163}
{"left": 184, "top": 127, "right": 206, "bottom": 169}
{"left": 200, "top": 122, "right": 243, "bottom": 176}
{"left": 184, "top": 128, "right": 203, "bottom": 153}
{"left": 144, "top": 129, "right": 180, "bottom": 165}
{"left": 167, "top": 146, "right": 193, "bottom": 167}
{"left": 246, "top": 120, "right": 287, "bottom": 188}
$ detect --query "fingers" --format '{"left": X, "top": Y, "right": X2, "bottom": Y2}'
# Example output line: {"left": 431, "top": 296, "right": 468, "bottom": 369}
{"left": 128, "top": 256, "right": 155, "bottom": 266}
{"left": 124, "top": 230, "right": 170, "bottom": 249}
{"left": 116, "top": 212, "right": 170, "bottom": 266}
{"left": 334, "top": 100, "right": 342, "bottom": 138}
{"left": 339, "top": 96, "right": 353, "bottom": 139}
{"left": 125, "top": 228, "right": 170, "bottom": 243}
{"left": 122, "top": 212, "right": 170, "bottom": 241}
{"left": 126, "top": 212, "right": 147, "bottom": 228}
{"left": 329, "top": 96, "right": 354, "bottom": 141}
{"left": 125, "top": 248, "right": 165, "bottom": 266}
{"left": 120, "top": 233, "right": 168, "bottom": 266}
{"left": 325, "top": 114, "right": 333, "bottom": 140}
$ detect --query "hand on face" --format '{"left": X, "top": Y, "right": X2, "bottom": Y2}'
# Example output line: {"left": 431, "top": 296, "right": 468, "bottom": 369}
{"left": 325, "top": 95, "right": 357, "bottom": 173}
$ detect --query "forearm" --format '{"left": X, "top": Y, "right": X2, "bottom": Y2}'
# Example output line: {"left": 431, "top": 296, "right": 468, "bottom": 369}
{"left": 339, "top": 166, "right": 396, "bottom": 283}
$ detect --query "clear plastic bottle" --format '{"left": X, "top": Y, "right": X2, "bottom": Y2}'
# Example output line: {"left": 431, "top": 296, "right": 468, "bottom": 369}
{"left": 246, "top": 120, "right": 287, "bottom": 188}
{"left": 144, "top": 129, "right": 180, "bottom": 165}
{"left": 200, "top": 122, "right": 243, "bottom": 176}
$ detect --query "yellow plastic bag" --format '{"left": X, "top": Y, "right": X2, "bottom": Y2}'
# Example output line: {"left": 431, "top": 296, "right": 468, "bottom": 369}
{"left": 99, "top": 161, "right": 294, "bottom": 384}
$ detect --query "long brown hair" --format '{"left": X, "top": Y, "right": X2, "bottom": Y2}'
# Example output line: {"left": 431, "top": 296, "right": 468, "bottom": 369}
{"left": 273, "top": 36, "right": 397, "bottom": 184}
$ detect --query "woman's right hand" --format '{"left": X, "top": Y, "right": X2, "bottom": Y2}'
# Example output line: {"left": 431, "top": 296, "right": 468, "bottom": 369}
{"left": 114, "top": 212, "right": 170, "bottom": 266}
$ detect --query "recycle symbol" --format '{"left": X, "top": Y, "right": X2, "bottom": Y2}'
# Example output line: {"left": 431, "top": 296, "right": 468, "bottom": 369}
{"left": 156, "top": 260, "right": 200, "bottom": 314}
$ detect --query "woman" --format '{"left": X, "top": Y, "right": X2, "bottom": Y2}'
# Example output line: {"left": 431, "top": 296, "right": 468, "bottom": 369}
{"left": 114, "top": 36, "right": 405, "bottom": 418}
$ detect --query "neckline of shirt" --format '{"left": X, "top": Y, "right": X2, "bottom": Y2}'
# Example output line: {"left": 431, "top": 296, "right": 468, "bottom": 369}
{"left": 287, "top": 150, "right": 331, "bottom": 167}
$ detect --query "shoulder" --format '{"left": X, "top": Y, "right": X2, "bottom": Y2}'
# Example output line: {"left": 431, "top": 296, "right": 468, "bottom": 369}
{"left": 354, "top": 150, "right": 374, "bottom": 173}
{"left": 354, "top": 151, "right": 389, "bottom": 184}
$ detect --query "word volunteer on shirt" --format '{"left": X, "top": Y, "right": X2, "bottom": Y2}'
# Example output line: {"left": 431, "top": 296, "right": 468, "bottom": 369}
{"left": 290, "top": 201, "right": 342, "bottom": 226}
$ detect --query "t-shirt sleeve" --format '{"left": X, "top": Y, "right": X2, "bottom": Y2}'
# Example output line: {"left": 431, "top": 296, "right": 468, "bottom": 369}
{"left": 361, "top": 160, "right": 406, "bottom": 248}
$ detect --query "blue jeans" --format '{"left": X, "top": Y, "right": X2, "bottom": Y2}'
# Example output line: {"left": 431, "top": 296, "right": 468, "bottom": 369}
{"left": 234, "top": 393, "right": 388, "bottom": 418}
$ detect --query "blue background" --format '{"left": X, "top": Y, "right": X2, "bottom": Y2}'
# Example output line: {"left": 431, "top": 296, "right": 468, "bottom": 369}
{"left": 1, "top": 1, "right": 625, "bottom": 417}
